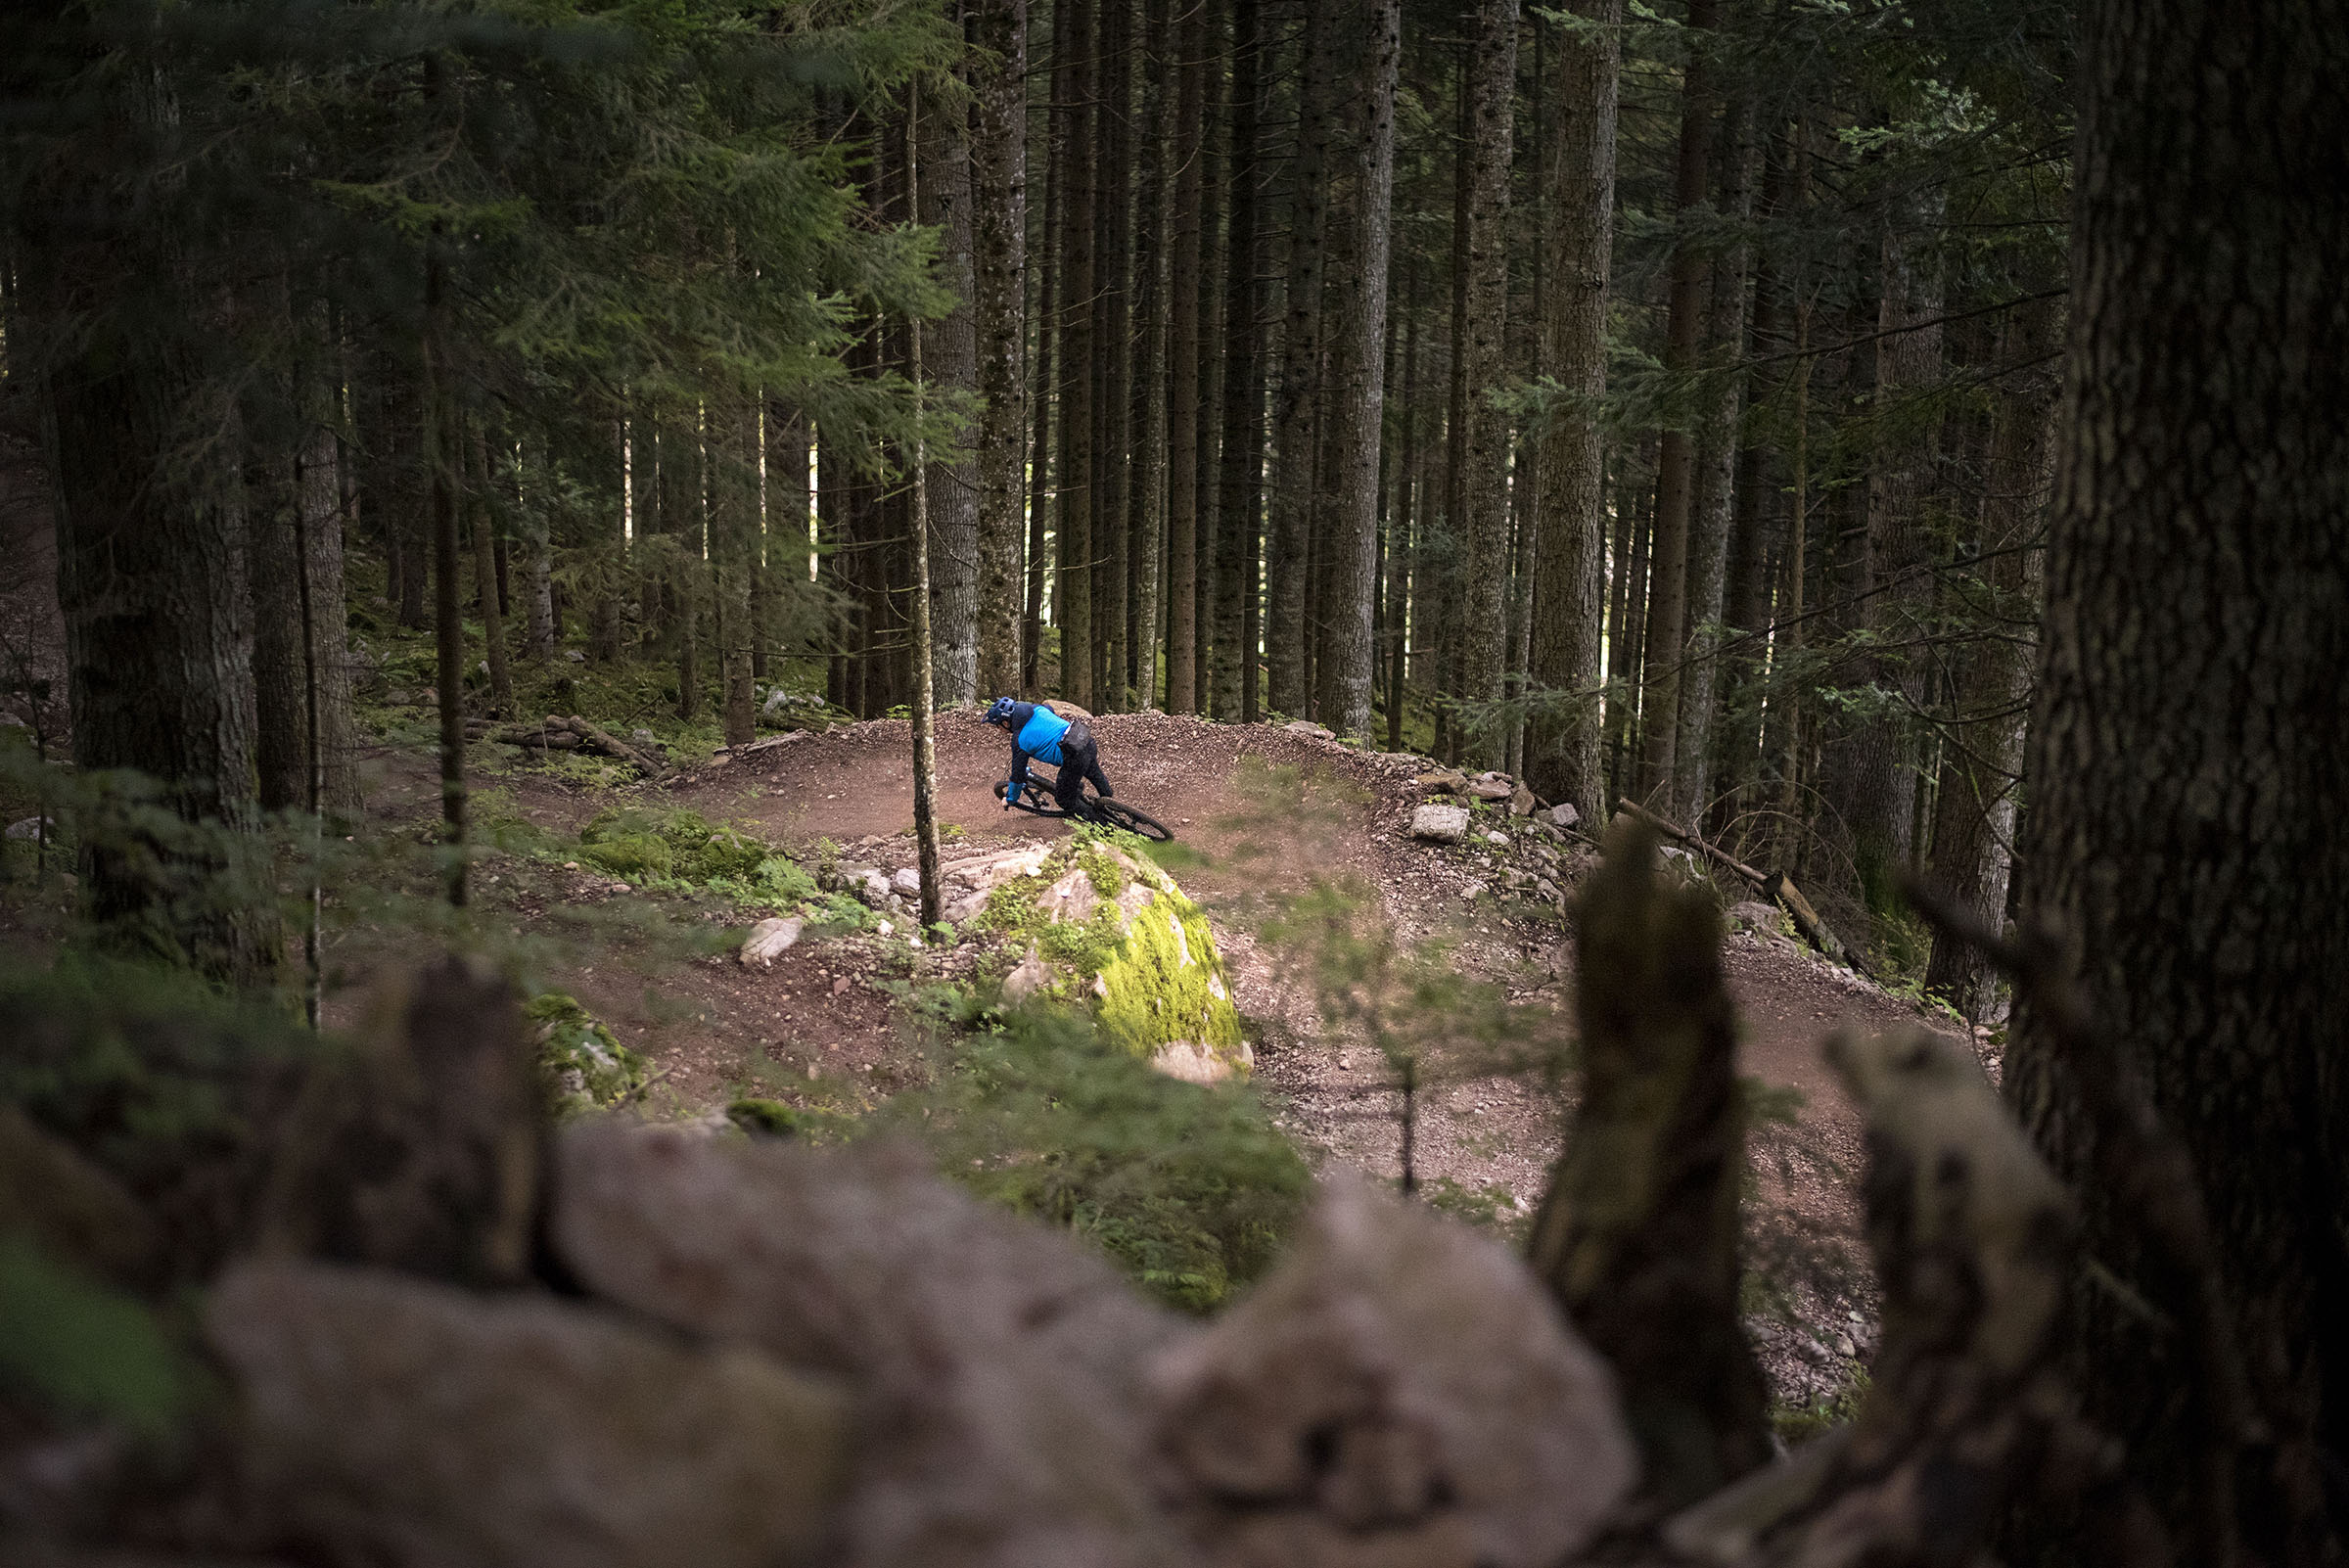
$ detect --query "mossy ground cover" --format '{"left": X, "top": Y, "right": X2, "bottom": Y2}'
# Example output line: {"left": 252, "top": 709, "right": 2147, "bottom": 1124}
{"left": 966, "top": 829, "right": 1246, "bottom": 1073}
{"left": 524, "top": 992, "right": 647, "bottom": 1117}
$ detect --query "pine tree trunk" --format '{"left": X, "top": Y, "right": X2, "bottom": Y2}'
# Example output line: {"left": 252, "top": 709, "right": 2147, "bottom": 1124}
{"left": 1126, "top": 0, "right": 1170, "bottom": 710}
{"left": 1163, "top": 0, "right": 1207, "bottom": 715}
{"left": 1434, "top": 51, "right": 1473, "bottom": 764}
{"left": 714, "top": 399, "right": 757, "bottom": 749}
{"left": 1670, "top": 83, "right": 1758, "bottom": 820}
{"left": 247, "top": 443, "right": 308, "bottom": 814}
{"left": 1451, "top": 0, "right": 1518, "bottom": 769}
{"left": 1920, "top": 300, "right": 2055, "bottom": 1019}
{"left": 1313, "top": 0, "right": 1400, "bottom": 737}
{"left": 2005, "top": 0, "right": 2349, "bottom": 1555}
{"left": 1092, "top": 0, "right": 1132, "bottom": 707}
{"left": 1025, "top": 15, "right": 1059, "bottom": 698}
{"left": 1211, "top": 0, "right": 1267, "bottom": 723}
{"left": 1525, "top": 0, "right": 1621, "bottom": 819}
{"left": 1055, "top": 0, "right": 1097, "bottom": 705}
{"left": 1193, "top": 20, "right": 1227, "bottom": 717}
{"left": 422, "top": 212, "right": 469, "bottom": 909}
{"left": 1264, "top": 0, "right": 1336, "bottom": 718}
{"left": 972, "top": 0, "right": 1028, "bottom": 702}
{"left": 295, "top": 406, "right": 361, "bottom": 818}
{"left": 923, "top": 72, "right": 981, "bottom": 708}
{"left": 1820, "top": 205, "right": 1943, "bottom": 916}
{"left": 1635, "top": 0, "right": 1716, "bottom": 809}
{"left": 35, "top": 249, "right": 273, "bottom": 977}
{"left": 1385, "top": 267, "right": 1423, "bottom": 751}
{"left": 469, "top": 429, "right": 514, "bottom": 717}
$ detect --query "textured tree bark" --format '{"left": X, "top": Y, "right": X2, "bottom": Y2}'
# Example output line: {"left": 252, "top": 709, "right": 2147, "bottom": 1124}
{"left": 36, "top": 249, "right": 273, "bottom": 977}
{"left": 247, "top": 442, "right": 308, "bottom": 814}
{"left": 1819, "top": 206, "right": 1942, "bottom": 920}
{"left": 1449, "top": 0, "right": 1518, "bottom": 769}
{"left": 1264, "top": 0, "right": 1336, "bottom": 719}
{"left": 423, "top": 218, "right": 468, "bottom": 909}
{"left": 1192, "top": 12, "right": 1227, "bottom": 716}
{"left": 1313, "top": 0, "right": 1399, "bottom": 738}
{"left": 1126, "top": 0, "right": 1170, "bottom": 710}
{"left": 295, "top": 410, "right": 361, "bottom": 820}
{"left": 1163, "top": 0, "right": 1207, "bottom": 715}
{"left": 920, "top": 75, "right": 980, "bottom": 708}
{"left": 1920, "top": 300, "right": 2055, "bottom": 1020}
{"left": 1383, "top": 267, "right": 1423, "bottom": 752}
{"left": 1634, "top": 0, "right": 1716, "bottom": 809}
{"left": 1526, "top": 0, "right": 1622, "bottom": 821}
{"left": 468, "top": 429, "right": 514, "bottom": 718}
{"left": 1670, "top": 84, "right": 1757, "bottom": 822}
{"left": 1025, "top": 11, "right": 1061, "bottom": 698}
{"left": 1092, "top": 0, "right": 1133, "bottom": 708}
{"left": 1054, "top": 0, "right": 1096, "bottom": 706}
{"left": 1210, "top": 0, "right": 1266, "bottom": 723}
{"left": 2006, "top": 0, "right": 2349, "bottom": 1557}
{"left": 972, "top": 0, "right": 1028, "bottom": 703}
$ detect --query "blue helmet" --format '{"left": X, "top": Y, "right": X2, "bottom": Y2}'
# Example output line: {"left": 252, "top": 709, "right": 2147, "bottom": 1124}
{"left": 984, "top": 696, "right": 1018, "bottom": 727}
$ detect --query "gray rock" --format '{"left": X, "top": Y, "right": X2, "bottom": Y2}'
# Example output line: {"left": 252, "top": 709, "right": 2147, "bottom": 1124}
{"left": 852, "top": 869, "right": 893, "bottom": 908}
{"left": 563, "top": 648, "right": 586, "bottom": 663}
{"left": 1467, "top": 778, "right": 1514, "bottom": 803}
{"left": 1508, "top": 782, "right": 1537, "bottom": 816}
{"left": 1484, "top": 830, "right": 1510, "bottom": 848}
{"left": 1727, "top": 900, "right": 1783, "bottom": 935}
{"left": 892, "top": 867, "right": 924, "bottom": 896}
{"left": 944, "top": 888, "right": 993, "bottom": 925}
{"left": 4, "top": 816, "right": 56, "bottom": 842}
{"left": 1459, "top": 880, "right": 1489, "bottom": 901}
{"left": 552, "top": 1127, "right": 1193, "bottom": 1568}
{"left": 1536, "top": 877, "right": 1562, "bottom": 903}
{"left": 1281, "top": 720, "right": 1336, "bottom": 740}
{"left": 1407, "top": 805, "right": 1469, "bottom": 844}
{"left": 1036, "top": 866, "right": 1101, "bottom": 923}
{"left": 1147, "top": 1177, "right": 1636, "bottom": 1568}
{"left": 1544, "top": 802, "right": 1582, "bottom": 831}
{"left": 207, "top": 1260, "right": 847, "bottom": 1568}
{"left": 1412, "top": 769, "right": 1467, "bottom": 795}
{"left": 1150, "top": 1039, "right": 1252, "bottom": 1085}
{"left": 740, "top": 916, "right": 806, "bottom": 967}
{"left": 1000, "top": 948, "right": 1055, "bottom": 1003}
{"left": 629, "top": 726, "right": 659, "bottom": 749}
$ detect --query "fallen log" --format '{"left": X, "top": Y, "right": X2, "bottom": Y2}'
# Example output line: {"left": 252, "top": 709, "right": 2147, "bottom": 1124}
{"left": 492, "top": 715, "right": 669, "bottom": 777}
{"left": 1612, "top": 798, "right": 1865, "bottom": 975}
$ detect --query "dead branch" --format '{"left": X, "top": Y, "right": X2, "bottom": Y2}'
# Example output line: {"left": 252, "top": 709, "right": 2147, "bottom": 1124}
{"left": 1612, "top": 799, "right": 1865, "bottom": 974}
{"left": 1528, "top": 818, "right": 1773, "bottom": 1514}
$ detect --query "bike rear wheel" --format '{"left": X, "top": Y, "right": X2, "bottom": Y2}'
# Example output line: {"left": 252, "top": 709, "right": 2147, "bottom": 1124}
{"left": 1088, "top": 796, "right": 1174, "bottom": 842}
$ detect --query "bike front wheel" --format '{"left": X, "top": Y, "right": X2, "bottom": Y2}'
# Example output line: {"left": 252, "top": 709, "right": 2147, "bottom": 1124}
{"left": 1088, "top": 797, "right": 1174, "bottom": 842}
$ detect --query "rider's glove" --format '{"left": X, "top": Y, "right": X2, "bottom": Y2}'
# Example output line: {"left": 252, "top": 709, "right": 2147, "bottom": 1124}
{"left": 1002, "top": 780, "right": 1018, "bottom": 809}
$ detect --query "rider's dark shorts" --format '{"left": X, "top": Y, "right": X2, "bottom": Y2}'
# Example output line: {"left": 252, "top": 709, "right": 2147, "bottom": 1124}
{"left": 1053, "top": 717, "right": 1114, "bottom": 809}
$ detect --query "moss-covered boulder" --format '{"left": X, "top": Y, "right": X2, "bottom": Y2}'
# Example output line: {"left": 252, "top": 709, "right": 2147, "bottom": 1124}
{"left": 974, "top": 834, "right": 1249, "bottom": 1082}
{"left": 527, "top": 993, "right": 646, "bottom": 1118}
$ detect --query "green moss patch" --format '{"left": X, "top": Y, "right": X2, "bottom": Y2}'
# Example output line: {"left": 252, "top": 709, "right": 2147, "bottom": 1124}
{"left": 973, "top": 832, "right": 1247, "bottom": 1076}
{"left": 526, "top": 992, "right": 645, "bottom": 1118}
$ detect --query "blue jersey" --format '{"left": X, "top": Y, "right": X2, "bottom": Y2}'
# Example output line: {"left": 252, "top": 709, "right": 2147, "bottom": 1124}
{"left": 1006, "top": 701, "right": 1071, "bottom": 781}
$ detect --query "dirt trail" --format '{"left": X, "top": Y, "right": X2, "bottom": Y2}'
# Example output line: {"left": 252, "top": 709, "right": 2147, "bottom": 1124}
{"left": 344, "top": 708, "right": 1962, "bottom": 1406}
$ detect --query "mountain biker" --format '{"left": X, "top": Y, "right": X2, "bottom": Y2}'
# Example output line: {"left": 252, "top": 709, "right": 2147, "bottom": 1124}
{"left": 982, "top": 697, "right": 1115, "bottom": 814}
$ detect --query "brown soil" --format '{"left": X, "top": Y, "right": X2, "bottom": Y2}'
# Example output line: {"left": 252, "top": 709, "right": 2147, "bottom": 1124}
{"left": 333, "top": 709, "right": 1968, "bottom": 1407}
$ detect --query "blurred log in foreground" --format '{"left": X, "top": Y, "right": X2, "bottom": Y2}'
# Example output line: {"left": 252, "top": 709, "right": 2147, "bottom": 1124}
{"left": 1527, "top": 817, "right": 1773, "bottom": 1512}
{"left": 1663, "top": 1028, "right": 2166, "bottom": 1568}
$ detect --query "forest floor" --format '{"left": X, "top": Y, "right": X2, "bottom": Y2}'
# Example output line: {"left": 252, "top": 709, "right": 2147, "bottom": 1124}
{"left": 0, "top": 450, "right": 1967, "bottom": 1418}
{"left": 342, "top": 704, "right": 1962, "bottom": 1416}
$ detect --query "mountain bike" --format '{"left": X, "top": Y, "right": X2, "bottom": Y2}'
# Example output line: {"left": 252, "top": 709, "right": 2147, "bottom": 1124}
{"left": 992, "top": 777, "right": 1175, "bottom": 842}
